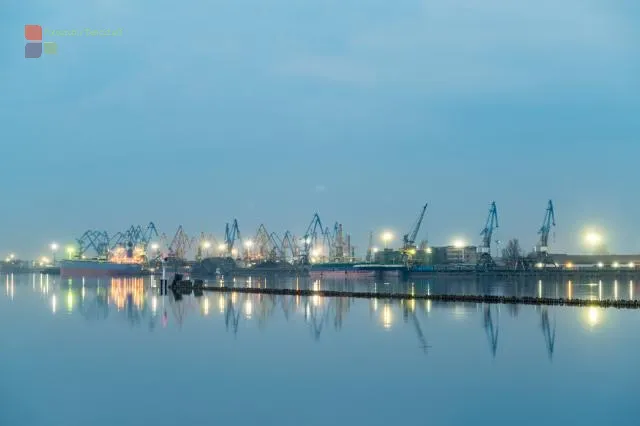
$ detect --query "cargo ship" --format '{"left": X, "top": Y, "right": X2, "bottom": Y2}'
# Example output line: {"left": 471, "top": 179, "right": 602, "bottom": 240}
{"left": 60, "top": 259, "right": 144, "bottom": 277}
{"left": 308, "top": 263, "right": 375, "bottom": 278}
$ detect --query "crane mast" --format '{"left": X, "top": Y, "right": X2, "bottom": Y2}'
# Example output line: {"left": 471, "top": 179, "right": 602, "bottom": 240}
{"left": 401, "top": 203, "right": 428, "bottom": 265}
{"left": 537, "top": 200, "right": 555, "bottom": 252}
{"left": 535, "top": 200, "right": 556, "bottom": 266}
{"left": 477, "top": 201, "right": 499, "bottom": 269}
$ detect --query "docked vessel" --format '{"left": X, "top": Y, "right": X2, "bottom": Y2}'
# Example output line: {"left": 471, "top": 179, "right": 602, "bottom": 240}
{"left": 60, "top": 259, "right": 143, "bottom": 277}
{"left": 308, "top": 263, "right": 375, "bottom": 278}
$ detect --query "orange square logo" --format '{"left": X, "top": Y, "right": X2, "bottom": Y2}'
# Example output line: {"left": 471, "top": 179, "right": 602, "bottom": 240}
{"left": 25, "top": 24, "right": 42, "bottom": 41}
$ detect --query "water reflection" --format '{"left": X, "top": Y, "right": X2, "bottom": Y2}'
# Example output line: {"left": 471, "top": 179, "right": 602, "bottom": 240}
{"left": 3, "top": 273, "right": 632, "bottom": 361}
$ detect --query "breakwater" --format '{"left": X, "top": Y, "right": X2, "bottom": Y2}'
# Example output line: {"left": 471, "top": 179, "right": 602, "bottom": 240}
{"left": 200, "top": 285, "right": 640, "bottom": 309}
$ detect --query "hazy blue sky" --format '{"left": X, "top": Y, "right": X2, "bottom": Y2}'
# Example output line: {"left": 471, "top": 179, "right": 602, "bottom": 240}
{"left": 1, "top": 0, "right": 639, "bottom": 259}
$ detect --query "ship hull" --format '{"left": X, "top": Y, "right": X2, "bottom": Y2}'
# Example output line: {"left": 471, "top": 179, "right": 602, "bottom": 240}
{"left": 60, "top": 260, "right": 143, "bottom": 277}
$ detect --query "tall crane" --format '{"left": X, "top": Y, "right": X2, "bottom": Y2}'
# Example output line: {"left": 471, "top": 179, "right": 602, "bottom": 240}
{"left": 401, "top": 203, "right": 428, "bottom": 265}
{"left": 477, "top": 201, "right": 499, "bottom": 269}
{"left": 535, "top": 200, "right": 556, "bottom": 265}
{"left": 224, "top": 219, "right": 242, "bottom": 257}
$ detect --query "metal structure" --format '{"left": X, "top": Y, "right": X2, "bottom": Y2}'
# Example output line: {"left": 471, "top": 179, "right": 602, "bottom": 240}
{"left": 535, "top": 200, "right": 556, "bottom": 265}
{"left": 76, "top": 230, "right": 110, "bottom": 258}
{"left": 365, "top": 231, "right": 374, "bottom": 262}
{"left": 301, "top": 213, "right": 329, "bottom": 264}
{"left": 401, "top": 203, "right": 428, "bottom": 265}
{"left": 166, "top": 226, "right": 194, "bottom": 260}
{"left": 478, "top": 202, "right": 499, "bottom": 269}
{"left": 75, "top": 222, "right": 159, "bottom": 259}
{"left": 224, "top": 219, "right": 242, "bottom": 257}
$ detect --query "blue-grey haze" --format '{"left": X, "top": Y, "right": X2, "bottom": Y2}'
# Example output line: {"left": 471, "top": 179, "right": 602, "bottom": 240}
{"left": 1, "top": 0, "right": 639, "bottom": 258}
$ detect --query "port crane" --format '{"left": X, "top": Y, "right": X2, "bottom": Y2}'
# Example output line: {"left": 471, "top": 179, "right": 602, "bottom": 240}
{"left": 224, "top": 219, "right": 242, "bottom": 257}
{"left": 301, "top": 213, "right": 327, "bottom": 264}
{"left": 478, "top": 202, "right": 499, "bottom": 269}
{"left": 535, "top": 200, "right": 556, "bottom": 266}
{"left": 401, "top": 203, "right": 428, "bottom": 265}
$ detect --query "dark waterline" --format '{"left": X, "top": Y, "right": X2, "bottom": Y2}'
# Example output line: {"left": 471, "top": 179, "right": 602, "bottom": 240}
{"left": 1, "top": 273, "right": 639, "bottom": 426}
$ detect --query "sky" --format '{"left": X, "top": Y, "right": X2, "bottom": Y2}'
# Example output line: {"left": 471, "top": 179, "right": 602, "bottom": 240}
{"left": 1, "top": 0, "right": 639, "bottom": 259}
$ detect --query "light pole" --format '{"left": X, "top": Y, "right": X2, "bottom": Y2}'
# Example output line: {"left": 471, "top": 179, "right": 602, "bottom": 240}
{"left": 50, "top": 243, "right": 59, "bottom": 264}
{"left": 381, "top": 232, "right": 393, "bottom": 249}
{"left": 244, "top": 240, "right": 253, "bottom": 260}
{"left": 202, "top": 241, "right": 211, "bottom": 258}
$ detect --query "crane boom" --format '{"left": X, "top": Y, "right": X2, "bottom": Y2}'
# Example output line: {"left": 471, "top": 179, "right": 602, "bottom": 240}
{"left": 403, "top": 203, "right": 428, "bottom": 247}
{"left": 538, "top": 200, "right": 556, "bottom": 251}
{"left": 480, "top": 201, "right": 499, "bottom": 251}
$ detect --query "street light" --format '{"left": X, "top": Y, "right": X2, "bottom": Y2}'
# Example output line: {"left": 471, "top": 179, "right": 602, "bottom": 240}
{"left": 452, "top": 239, "right": 466, "bottom": 249}
{"left": 381, "top": 232, "right": 393, "bottom": 249}
{"left": 50, "top": 243, "right": 59, "bottom": 263}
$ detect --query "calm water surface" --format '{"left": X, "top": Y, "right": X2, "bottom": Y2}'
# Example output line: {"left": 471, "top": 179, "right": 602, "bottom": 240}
{"left": 2, "top": 273, "right": 639, "bottom": 426}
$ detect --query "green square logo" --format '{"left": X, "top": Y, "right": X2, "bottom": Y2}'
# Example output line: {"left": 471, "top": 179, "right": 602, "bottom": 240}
{"left": 43, "top": 41, "right": 57, "bottom": 54}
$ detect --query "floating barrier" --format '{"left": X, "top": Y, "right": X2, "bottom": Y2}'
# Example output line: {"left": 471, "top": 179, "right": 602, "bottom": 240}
{"left": 201, "top": 285, "right": 640, "bottom": 309}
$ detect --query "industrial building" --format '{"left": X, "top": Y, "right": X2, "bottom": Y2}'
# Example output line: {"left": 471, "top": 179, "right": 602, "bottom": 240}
{"left": 431, "top": 246, "right": 478, "bottom": 265}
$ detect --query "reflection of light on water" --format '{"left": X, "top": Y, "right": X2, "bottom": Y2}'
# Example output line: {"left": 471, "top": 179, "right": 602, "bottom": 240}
{"left": 614, "top": 281, "right": 618, "bottom": 300}
{"left": 52, "top": 295, "right": 57, "bottom": 314}
{"left": 451, "top": 304, "right": 471, "bottom": 320}
{"left": 599, "top": 280, "right": 602, "bottom": 301}
{"left": 426, "top": 300, "right": 432, "bottom": 313}
{"left": 109, "top": 278, "right": 145, "bottom": 310}
{"left": 567, "top": 281, "right": 573, "bottom": 300}
{"left": 202, "top": 297, "right": 210, "bottom": 316}
{"left": 382, "top": 305, "right": 392, "bottom": 329}
{"left": 372, "top": 299, "right": 378, "bottom": 312}
{"left": 407, "top": 299, "right": 415, "bottom": 312}
{"left": 312, "top": 295, "right": 321, "bottom": 307}
{"left": 82, "top": 286, "right": 85, "bottom": 301}
{"left": 218, "top": 296, "right": 226, "bottom": 313}
{"left": 244, "top": 299, "right": 252, "bottom": 319}
{"left": 630, "top": 281, "right": 634, "bottom": 300}
{"left": 586, "top": 307, "right": 601, "bottom": 328}
{"left": 66, "top": 290, "right": 74, "bottom": 313}
{"left": 151, "top": 296, "right": 158, "bottom": 315}
{"left": 538, "top": 280, "right": 542, "bottom": 299}
{"left": 231, "top": 292, "right": 237, "bottom": 304}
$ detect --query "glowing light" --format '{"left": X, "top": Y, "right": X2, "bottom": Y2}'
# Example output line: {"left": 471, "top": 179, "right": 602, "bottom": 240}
{"left": 66, "top": 290, "right": 74, "bottom": 312}
{"left": 152, "top": 296, "right": 158, "bottom": 314}
{"left": 50, "top": 243, "right": 58, "bottom": 251}
{"left": 381, "top": 231, "right": 393, "bottom": 248}
{"left": 425, "top": 247, "right": 432, "bottom": 254}
{"left": 150, "top": 243, "right": 159, "bottom": 251}
{"left": 586, "top": 307, "right": 600, "bottom": 328}
{"left": 202, "top": 241, "right": 211, "bottom": 249}
{"left": 218, "top": 243, "right": 227, "bottom": 251}
{"left": 382, "top": 304, "right": 392, "bottom": 329}
{"left": 565, "top": 262, "right": 573, "bottom": 268}
{"left": 536, "top": 262, "right": 544, "bottom": 268}
{"left": 372, "top": 247, "right": 379, "bottom": 253}
{"left": 244, "top": 240, "right": 254, "bottom": 248}
{"left": 584, "top": 231, "right": 603, "bottom": 247}
{"left": 597, "top": 262, "right": 604, "bottom": 268}
{"left": 629, "top": 262, "right": 635, "bottom": 268}
{"left": 244, "top": 299, "right": 253, "bottom": 318}
{"left": 452, "top": 239, "right": 466, "bottom": 249}
{"left": 612, "top": 262, "right": 619, "bottom": 268}
{"left": 202, "top": 297, "right": 210, "bottom": 316}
